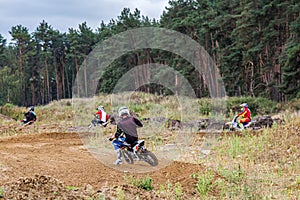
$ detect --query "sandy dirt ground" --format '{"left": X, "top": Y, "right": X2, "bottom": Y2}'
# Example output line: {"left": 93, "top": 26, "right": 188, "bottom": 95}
{"left": 0, "top": 131, "right": 205, "bottom": 198}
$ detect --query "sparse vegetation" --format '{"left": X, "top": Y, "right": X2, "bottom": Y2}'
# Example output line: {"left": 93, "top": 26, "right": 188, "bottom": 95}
{"left": 157, "top": 181, "right": 184, "bottom": 200}
{"left": 226, "top": 96, "right": 280, "bottom": 117}
{"left": 0, "top": 187, "right": 3, "bottom": 198}
{"left": 65, "top": 186, "right": 79, "bottom": 191}
{"left": 116, "top": 186, "right": 125, "bottom": 200}
{"left": 193, "top": 170, "right": 214, "bottom": 196}
{"left": 124, "top": 175, "right": 154, "bottom": 191}
{"left": 0, "top": 94, "right": 299, "bottom": 199}
{"left": 205, "top": 115, "right": 300, "bottom": 199}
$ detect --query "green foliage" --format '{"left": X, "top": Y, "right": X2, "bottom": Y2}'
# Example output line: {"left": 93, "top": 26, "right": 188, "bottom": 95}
{"left": 173, "top": 182, "right": 183, "bottom": 200}
{"left": 283, "top": 98, "right": 300, "bottom": 111}
{"left": 196, "top": 96, "right": 278, "bottom": 118}
{"left": 227, "top": 136, "right": 246, "bottom": 159}
{"left": 135, "top": 176, "right": 154, "bottom": 191}
{"left": 0, "top": 66, "right": 21, "bottom": 105}
{"left": 217, "top": 131, "right": 270, "bottom": 161}
{"left": 191, "top": 170, "right": 215, "bottom": 196}
{"left": 197, "top": 98, "right": 212, "bottom": 116}
{"left": 0, "top": 103, "right": 23, "bottom": 120}
{"left": 226, "top": 96, "right": 279, "bottom": 117}
{"left": 129, "top": 103, "right": 151, "bottom": 116}
{"left": 125, "top": 175, "right": 154, "bottom": 191}
{"left": 116, "top": 187, "right": 125, "bottom": 200}
{"left": 65, "top": 185, "right": 79, "bottom": 191}
{"left": 279, "top": 37, "right": 300, "bottom": 101}
{"left": 0, "top": 186, "right": 3, "bottom": 198}
{"left": 158, "top": 181, "right": 183, "bottom": 200}
{"left": 1, "top": 0, "right": 299, "bottom": 105}
{"left": 217, "top": 165, "right": 244, "bottom": 183}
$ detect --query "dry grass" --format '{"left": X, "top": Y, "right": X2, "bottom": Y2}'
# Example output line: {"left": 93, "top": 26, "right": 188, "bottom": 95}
{"left": 202, "top": 115, "right": 300, "bottom": 199}
{"left": 0, "top": 93, "right": 299, "bottom": 199}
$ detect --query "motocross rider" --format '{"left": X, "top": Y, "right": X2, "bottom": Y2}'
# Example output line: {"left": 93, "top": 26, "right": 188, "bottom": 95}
{"left": 109, "top": 106, "right": 143, "bottom": 165}
{"left": 236, "top": 103, "right": 251, "bottom": 129}
{"left": 22, "top": 106, "right": 37, "bottom": 124}
{"left": 94, "top": 105, "right": 110, "bottom": 127}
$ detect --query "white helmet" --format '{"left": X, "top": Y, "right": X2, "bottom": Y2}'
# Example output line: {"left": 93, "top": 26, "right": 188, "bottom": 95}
{"left": 97, "top": 105, "right": 104, "bottom": 111}
{"left": 118, "top": 106, "right": 129, "bottom": 117}
{"left": 240, "top": 103, "right": 248, "bottom": 108}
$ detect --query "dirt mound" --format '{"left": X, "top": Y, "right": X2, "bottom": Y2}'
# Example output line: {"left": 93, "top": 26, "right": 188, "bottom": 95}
{"left": 3, "top": 175, "right": 92, "bottom": 199}
{"left": 0, "top": 114, "right": 13, "bottom": 121}
{"left": 252, "top": 115, "right": 274, "bottom": 128}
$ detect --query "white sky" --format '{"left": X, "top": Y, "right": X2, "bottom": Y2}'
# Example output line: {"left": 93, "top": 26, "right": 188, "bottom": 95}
{"left": 0, "top": 0, "right": 169, "bottom": 42}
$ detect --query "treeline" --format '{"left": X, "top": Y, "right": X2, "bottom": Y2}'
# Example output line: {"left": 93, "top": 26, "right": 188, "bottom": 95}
{"left": 0, "top": 0, "right": 299, "bottom": 106}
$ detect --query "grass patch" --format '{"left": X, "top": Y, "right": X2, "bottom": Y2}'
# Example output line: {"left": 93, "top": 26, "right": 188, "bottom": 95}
{"left": 0, "top": 187, "right": 3, "bottom": 198}
{"left": 65, "top": 185, "right": 80, "bottom": 191}
{"left": 157, "top": 181, "right": 183, "bottom": 200}
{"left": 124, "top": 175, "right": 154, "bottom": 191}
{"left": 208, "top": 116, "right": 300, "bottom": 199}
{"left": 191, "top": 169, "right": 214, "bottom": 196}
{"left": 217, "top": 165, "right": 244, "bottom": 184}
{"left": 116, "top": 186, "right": 125, "bottom": 200}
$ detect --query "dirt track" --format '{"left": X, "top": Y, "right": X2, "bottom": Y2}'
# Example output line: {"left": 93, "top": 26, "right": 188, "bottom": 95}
{"left": 0, "top": 132, "right": 204, "bottom": 197}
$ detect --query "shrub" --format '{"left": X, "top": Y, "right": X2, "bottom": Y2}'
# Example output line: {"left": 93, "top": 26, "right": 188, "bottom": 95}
{"left": 283, "top": 98, "right": 300, "bottom": 111}
{"left": 191, "top": 170, "right": 215, "bottom": 196}
{"left": 135, "top": 176, "right": 154, "bottom": 191}
{"left": 196, "top": 172, "right": 214, "bottom": 196}
{"left": 196, "top": 96, "right": 278, "bottom": 118}
{"left": 0, "top": 103, "right": 24, "bottom": 120}
{"left": 197, "top": 98, "right": 212, "bottom": 116}
{"left": 226, "top": 96, "right": 279, "bottom": 117}
{"left": 125, "top": 175, "right": 154, "bottom": 191}
{"left": 0, "top": 186, "right": 3, "bottom": 198}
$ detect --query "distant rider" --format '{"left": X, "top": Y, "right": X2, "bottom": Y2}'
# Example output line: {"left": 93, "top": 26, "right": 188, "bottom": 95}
{"left": 236, "top": 103, "right": 251, "bottom": 129}
{"left": 22, "top": 106, "right": 37, "bottom": 125}
{"left": 94, "top": 105, "right": 110, "bottom": 127}
{"left": 109, "top": 106, "right": 143, "bottom": 165}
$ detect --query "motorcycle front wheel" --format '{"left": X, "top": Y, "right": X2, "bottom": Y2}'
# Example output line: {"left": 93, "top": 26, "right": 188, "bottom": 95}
{"left": 122, "top": 150, "right": 134, "bottom": 164}
{"left": 139, "top": 151, "right": 158, "bottom": 166}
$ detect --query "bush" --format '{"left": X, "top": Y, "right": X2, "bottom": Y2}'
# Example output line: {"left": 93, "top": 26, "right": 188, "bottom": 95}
{"left": 283, "top": 98, "right": 300, "bottom": 111}
{"left": 191, "top": 170, "right": 214, "bottom": 196}
{"left": 0, "top": 103, "right": 24, "bottom": 120}
{"left": 197, "top": 98, "right": 212, "bottom": 116}
{"left": 197, "top": 96, "right": 278, "bottom": 117}
{"left": 0, "top": 187, "right": 3, "bottom": 198}
{"left": 226, "top": 96, "right": 279, "bottom": 117}
{"left": 125, "top": 175, "right": 154, "bottom": 191}
{"left": 134, "top": 176, "right": 154, "bottom": 191}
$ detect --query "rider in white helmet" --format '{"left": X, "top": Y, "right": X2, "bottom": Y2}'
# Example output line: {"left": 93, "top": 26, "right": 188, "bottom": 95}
{"left": 109, "top": 106, "right": 143, "bottom": 165}
{"left": 236, "top": 103, "right": 251, "bottom": 129}
{"left": 94, "top": 105, "right": 109, "bottom": 127}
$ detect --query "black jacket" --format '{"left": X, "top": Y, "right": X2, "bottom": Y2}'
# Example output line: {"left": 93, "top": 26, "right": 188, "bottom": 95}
{"left": 25, "top": 111, "right": 36, "bottom": 122}
{"left": 115, "top": 116, "right": 143, "bottom": 144}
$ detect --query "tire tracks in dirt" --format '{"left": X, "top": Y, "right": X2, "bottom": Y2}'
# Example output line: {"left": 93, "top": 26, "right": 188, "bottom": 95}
{"left": 0, "top": 132, "right": 204, "bottom": 191}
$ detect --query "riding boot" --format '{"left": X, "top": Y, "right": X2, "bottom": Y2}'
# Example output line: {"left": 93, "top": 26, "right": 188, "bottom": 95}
{"left": 113, "top": 149, "right": 122, "bottom": 165}
{"left": 102, "top": 121, "right": 108, "bottom": 127}
{"left": 238, "top": 122, "right": 244, "bottom": 130}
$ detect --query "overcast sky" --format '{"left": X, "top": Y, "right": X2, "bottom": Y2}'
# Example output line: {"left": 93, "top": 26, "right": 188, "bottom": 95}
{"left": 0, "top": 0, "right": 169, "bottom": 42}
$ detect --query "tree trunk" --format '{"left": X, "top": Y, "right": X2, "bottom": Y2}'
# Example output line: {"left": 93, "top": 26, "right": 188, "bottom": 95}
{"left": 19, "top": 46, "right": 25, "bottom": 104}
{"left": 84, "top": 59, "right": 87, "bottom": 97}
{"left": 61, "top": 53, "right": 65, "bottom": 98}
{"left": 75, "top": 56, "right": 80, "bottom": 97}
{"left": 53, "top": 50, "right": 60, "bottom": 100}
{"left": 45, "top": 59, "right": 50, "bottom": 102}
